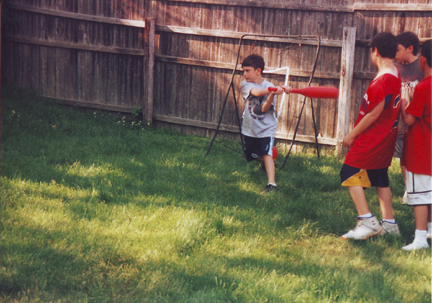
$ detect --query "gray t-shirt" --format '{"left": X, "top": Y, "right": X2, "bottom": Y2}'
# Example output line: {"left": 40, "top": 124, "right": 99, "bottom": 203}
{"left": 395, "top": 58, "right": 424, "bottom": 135}
{"left": 241, "top": 79, "right": 278, "bottom": 138}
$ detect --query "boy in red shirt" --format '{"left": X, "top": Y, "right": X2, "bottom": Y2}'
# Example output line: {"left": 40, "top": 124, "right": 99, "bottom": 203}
{"left": 340, "top": 32, "right": 402, "bottom": 240}
{"left": 393, "top": 32, "right": 424, "bottom": 202}
{"left": 400, "top": 39, "right": 432, "bottom": 250}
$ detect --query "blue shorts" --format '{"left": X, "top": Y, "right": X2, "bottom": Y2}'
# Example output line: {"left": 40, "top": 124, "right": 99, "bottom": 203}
{"left": 243, "top": 136, "right": 274, "bottom": 162}
{"left": 340, "top": 164, "right": 389, "bottom": 188}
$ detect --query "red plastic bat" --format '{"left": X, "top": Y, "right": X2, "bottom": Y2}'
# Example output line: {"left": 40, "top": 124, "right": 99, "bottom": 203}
{"left": 268, "top": 86, "right": 339, "bottom": 99}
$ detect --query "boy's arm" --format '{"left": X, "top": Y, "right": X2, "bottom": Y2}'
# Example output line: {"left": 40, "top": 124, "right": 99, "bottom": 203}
{"left": 250, "top": 86, "right": 284, "bottom": 113}
{"left": 261, "top": 92, "right": 276, "bottom": 113}
{"left": 249, "top": 87, "right": 271, "bottom": 97}
{"left": 400, "top": 96, "right": 417, "bottom": 126}
{"left": 342, "top": 100, "right": 385, "bottom": 148}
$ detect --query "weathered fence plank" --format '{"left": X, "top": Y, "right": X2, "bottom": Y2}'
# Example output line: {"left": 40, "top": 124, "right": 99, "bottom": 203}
{"left": 336, "top": 27, "right": 356, "bottom": 155}
{"left": 144, "top": 17, "right": 156, "bottom": 124}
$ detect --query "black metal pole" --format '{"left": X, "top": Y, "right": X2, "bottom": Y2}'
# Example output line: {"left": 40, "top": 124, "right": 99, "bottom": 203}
{"left": 205, "top": 81, "right": 234, "bottom": 158}
{"left": 231, "top": 82, "right": 245, "bottom": 153}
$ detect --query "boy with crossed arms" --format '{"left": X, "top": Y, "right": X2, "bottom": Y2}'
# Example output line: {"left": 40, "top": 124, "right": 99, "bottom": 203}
{"left": 400, "top": 40, "right": 432, "bottom": 250}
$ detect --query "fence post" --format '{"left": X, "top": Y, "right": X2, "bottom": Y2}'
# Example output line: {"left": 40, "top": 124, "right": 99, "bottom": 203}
{"left": 143, "top": 17, "right": 155, "bottom": 125}
{"left": 336, "top": 27, "right": 356, "bottom": 155}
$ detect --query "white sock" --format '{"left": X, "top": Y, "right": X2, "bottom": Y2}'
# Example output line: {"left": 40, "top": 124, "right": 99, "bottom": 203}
{"left": 268, "top": 183, "right": 276, "bottom": 187}
{"left": 382, "top": 219, "right": 396, "bottom": 224}
{"left": 358, "top": 213, "right": 373, "bottom": 219}
{"left": 414, "top": 229, "right": 428, "bottom": 244}
{"left": 427, "top": 222, "right": 432, "bottom": 234}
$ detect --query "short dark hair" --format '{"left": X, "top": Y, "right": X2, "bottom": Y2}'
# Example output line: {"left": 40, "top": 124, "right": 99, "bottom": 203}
{"left": 242, "top": 54, "right": 265, "bottom": 74}
{"left": 370, "top": 32, "right": 398, "bottom": 59}
{"left": 396, "top": 32, "right": 420, "bottom": 56}
{"left": 421, "top": 39, "right": 431, "bottom": 68}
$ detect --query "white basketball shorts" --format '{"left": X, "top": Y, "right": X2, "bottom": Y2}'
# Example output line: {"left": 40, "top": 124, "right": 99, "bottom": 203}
{"left": 405, "top": 170, "right": 432, "bottom": 205}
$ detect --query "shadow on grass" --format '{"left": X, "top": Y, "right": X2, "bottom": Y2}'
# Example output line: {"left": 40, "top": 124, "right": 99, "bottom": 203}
{"left": 1, "top": 206, "right": 245, "bottom": 302}
{"left": 1, "top": 87, "right": 423, "bottom": 302}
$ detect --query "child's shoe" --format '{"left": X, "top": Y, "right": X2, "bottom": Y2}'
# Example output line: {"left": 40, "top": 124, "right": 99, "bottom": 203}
{"left": 380, "top": 221, "right": 401, "bottom": 236}
{"left": 341, "top": 216, "right": 383, "bottom": 240}
{"left": 263, "top": 184, "right": 279, "bottom": 193}
{"left": 403, "top": 230, "right": 429, "bottom": 250}
{"left": 402, "top": 240, "right": 429, "bottom": 251}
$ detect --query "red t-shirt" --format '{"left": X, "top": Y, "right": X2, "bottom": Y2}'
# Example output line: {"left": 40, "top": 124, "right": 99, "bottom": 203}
{"left": 345, "top": 73, "right": 402, "bottom": 169}
{"left": 401, "top": 76, "right": 432, "bottom": 176}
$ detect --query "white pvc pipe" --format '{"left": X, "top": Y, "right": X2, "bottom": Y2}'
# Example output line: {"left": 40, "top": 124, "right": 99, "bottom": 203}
{"left": 263, "top": 67, "right": 290, "bottom": 118}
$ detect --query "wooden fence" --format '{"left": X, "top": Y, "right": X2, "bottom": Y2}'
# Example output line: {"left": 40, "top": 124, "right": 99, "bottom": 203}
{"left": 2, "top": 0, "right": 432, "bottom": 154}
{"left": 2, "top": 0, "right": 155, "bottom": 123}
{"left": 147, "top": 0, "right": 432, "bottom": 154}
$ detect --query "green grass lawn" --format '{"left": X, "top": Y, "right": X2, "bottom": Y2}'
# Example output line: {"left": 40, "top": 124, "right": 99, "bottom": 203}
{"left": 1, "top": 86, "right": 430, "bottom": 303}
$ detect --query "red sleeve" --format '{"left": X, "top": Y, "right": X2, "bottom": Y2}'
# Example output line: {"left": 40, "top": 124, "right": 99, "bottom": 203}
{"left": 367, "top": 76, "right": 387, "bottom": 113}
{"left": 406, "top": 84, "right": 426, "bottom": 118}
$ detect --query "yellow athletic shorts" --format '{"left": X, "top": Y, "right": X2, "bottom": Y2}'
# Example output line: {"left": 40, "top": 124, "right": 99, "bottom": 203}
{"left": 340, "top": 164, "right": 389, "bottom": 188}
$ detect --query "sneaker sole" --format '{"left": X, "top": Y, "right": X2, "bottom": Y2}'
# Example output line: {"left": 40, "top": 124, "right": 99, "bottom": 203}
{"left": 402, "top": 244, "right": 429, "bottom": 251}
{"left": 341, "top": 229, "right": 383, "bottom": 240}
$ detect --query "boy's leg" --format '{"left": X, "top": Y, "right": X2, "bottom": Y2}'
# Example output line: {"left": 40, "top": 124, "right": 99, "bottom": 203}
{"left": 340, "top": 165, "right": 382, "bottom": 240}
{"left": 340, "top": 165, "right": 372, "bottom": 215}
{"left": 428, "top": 205, "right": 431, "bottom": 222}
{"left": 402, "top": 171, "right": 431, "bottom": 249}
{"left": 364, "top": 168, "right": 400, "bottom": 235}
{"left": 377, "top": 186, "right": 401, "bottom": 235}
{"left": 348, "top": 186, "right": 370, "bottom": 216}
{"left": 427, "top": 205, "right": 431, "bottom": 239}
{"left": 376, "top": 187, "right": 394, "bottom": 220}
{"left": 342, "top": 186, "right": 382, "bottom": 240}
{"left": 402, "top": 205, "right": 430, "bottom": 250}
{"left": 263, "top": 154, "right": 275, "bottom": 185}
{"left": 413, "top": 205, "right": 428, "bottom": 230}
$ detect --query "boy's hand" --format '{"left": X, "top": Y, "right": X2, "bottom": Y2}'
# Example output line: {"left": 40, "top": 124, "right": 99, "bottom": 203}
{"left": 400, "top": 97, "right": 416, "bottom": 126}
{"left": 281, "top": 86, "right": 292, "bottom": 93}
{"left": 401, "top": 98, "right": 409, "bottom": 111}
{"left": 271, "top": 86, "right": 285, "bottom": 95}
{"left": 342, "top": 133, "right": 355, "bottom": 148}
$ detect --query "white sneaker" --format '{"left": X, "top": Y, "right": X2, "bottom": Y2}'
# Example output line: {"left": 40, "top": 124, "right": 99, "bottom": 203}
{"left": 380, "top": 221, "right": 401, "bottom": 236}
{"left": 402, "top": 191, "right": 408, "bottom": 204}
{"left": 341, "top": 216, "right": 383, "bottom": 240}
{"left": 402, "top": 241, "right": 429, "bottom": 251}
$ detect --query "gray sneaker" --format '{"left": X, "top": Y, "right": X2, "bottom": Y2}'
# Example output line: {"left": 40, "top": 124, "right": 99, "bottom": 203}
{"left": 341, "top": 216, "right": 383, "bottom": 240}
{"left": 380, "top": 221, "right": 401, "bottom": 236}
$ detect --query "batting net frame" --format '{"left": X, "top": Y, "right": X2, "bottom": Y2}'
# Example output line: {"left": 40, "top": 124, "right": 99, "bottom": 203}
{"left": 205, "top": 34, "right": 322, "bottom": 168}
